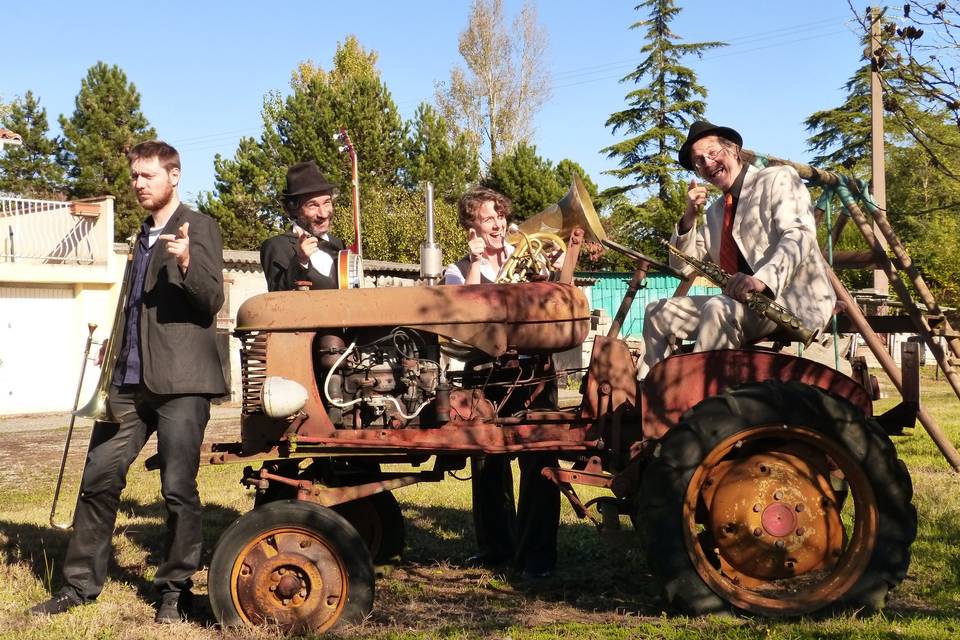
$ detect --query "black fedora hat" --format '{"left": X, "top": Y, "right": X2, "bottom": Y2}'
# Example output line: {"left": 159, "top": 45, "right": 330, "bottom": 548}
{"left": 282, "top": 161, "right": 337, "bottom": 198}
{"left": 678, "top": 120, "right": 743, "bottom": 171}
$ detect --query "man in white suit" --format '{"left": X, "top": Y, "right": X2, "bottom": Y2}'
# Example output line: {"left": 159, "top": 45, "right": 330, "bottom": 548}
{"left": 640, "top": 121, "right": 835, "bottom": 377}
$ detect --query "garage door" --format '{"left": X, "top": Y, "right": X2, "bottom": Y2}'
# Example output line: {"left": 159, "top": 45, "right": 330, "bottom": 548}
{"left": 0, "top": 285, "right": 80, "bottom": 415}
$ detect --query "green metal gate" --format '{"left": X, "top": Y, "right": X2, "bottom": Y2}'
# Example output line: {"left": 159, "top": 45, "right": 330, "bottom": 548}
{"left": 581, "top": 272, "right": 721, "bottom": 338}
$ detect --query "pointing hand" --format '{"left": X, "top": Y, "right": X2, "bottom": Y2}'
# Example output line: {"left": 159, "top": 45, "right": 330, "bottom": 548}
{"left": 159, "top": 222, "right": 190, "bottom": 272}
{"left": 467, "top": 228, "right": 485, "bottom": 262}
{"left": 294, "top": 226, "right": 319, "bottom": 262}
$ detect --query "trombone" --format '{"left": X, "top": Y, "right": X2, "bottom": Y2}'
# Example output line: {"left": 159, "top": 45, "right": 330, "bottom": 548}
{"left": 49, "top": 242, "right": 135, "bottom": 529}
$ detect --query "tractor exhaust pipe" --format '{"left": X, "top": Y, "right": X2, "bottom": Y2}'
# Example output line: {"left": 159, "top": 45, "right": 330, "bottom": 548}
{"left": 419, "top": 181, "right": 442, "bottom": 285}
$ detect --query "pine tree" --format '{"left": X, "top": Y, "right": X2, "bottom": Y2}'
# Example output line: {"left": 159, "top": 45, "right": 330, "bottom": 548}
{"left": 0, "top": 91, "right": 64, "bottom": 199}
{"left": 199, "top": 37, "right": 422, "bottom": 255}
{"left": 602, "top": 0, "right": 724, "bottom": 200}
{"left": 555, "top": 158, "right": 598, "bottom": 201}
{"left": 195, "top": 135, "right": 283, "bottom": 250}
{"left": 58, "top": 62, "right": 155, "bottom": 239}
{"left": 404, "top": 103, "right": 480, "bottom": 203}
{"left": 484, "top": 143, "right": 565, "bottom": 222}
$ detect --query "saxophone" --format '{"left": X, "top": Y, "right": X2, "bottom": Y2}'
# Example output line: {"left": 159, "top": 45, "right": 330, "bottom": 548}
{"left": 660, "top": 239, "right": 818, "bottom": 347}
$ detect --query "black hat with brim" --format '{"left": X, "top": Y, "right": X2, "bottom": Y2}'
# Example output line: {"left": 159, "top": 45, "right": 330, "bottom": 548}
{"left": 678, "top": 120, "right": 743, "bottom": 171}
{"left": 282, "top": 161, "right": 337, "bottom": 198}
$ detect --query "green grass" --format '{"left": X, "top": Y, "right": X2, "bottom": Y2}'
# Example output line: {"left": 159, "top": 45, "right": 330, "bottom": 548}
{"left": 1, "top": 366, "right": 959, "bottom": 639}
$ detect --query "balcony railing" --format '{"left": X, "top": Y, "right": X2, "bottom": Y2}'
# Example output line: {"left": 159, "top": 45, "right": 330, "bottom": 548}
{"left": 0, "top": 196, "right": 113, "bottom": 266}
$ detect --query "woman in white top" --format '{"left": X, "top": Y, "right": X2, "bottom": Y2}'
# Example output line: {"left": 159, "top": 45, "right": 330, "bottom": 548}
{"left": 444, "top": 186, "right": 560, "bottom": 578}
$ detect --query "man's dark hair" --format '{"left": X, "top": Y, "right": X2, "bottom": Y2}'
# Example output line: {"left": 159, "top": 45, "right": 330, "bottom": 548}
{"left": 457, "top": 187, "right": 512, "bottom": 229}
{"left": 128, "top": 140, "right": 181, "bottom": 172}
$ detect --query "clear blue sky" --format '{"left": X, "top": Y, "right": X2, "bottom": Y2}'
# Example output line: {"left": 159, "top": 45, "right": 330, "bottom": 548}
{"left": 2, "top": 1, "right": 875, "bottom": 203}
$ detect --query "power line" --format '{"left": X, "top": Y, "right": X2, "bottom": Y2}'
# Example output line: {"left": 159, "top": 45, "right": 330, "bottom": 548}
{"left": 170, "top": 14, "right": 860, "bottom": 155}
{"left": 553, "top": 27, "right": 851, "bottom": 91}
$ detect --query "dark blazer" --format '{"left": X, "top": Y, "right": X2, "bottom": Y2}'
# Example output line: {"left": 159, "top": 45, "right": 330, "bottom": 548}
{"left": 139, "top": 203, "right": 227, "bottom": 395}
{"left": 260, "top": 230, "right": 345, "bottom": 292}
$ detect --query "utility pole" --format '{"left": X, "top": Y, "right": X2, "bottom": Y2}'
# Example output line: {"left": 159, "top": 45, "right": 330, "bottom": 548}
{"left": 867, "top": 6, "right": 890, "bottom": 296}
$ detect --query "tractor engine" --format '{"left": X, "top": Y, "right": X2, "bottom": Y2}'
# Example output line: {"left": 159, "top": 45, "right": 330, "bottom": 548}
{"left": 318, "top": 329, "right": 441, "bottom": 429}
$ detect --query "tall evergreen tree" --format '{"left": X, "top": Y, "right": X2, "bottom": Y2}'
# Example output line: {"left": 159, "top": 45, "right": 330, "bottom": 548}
{"left": 484, "top": 142, "right": 564, "bottom": 222}
{"left": 484, "top": 144, "right": 599, "bottom": 223}
{"left": 199, "top": 37, "right": 416, "bottom": 253}
{"left": 0, "top": 91, "right": 64, "bottom": 198}
{"left": 804, "top": 65, "right": 880, "bottom": 172}
{"left": 804, "top": 17, "right": 910, "bottom": 174}
{"left": 58, "top": 62, "right": 155, "bottom": 239}
{"left": 403, "top": 103, "right": 480, "bottom": 203}
{"left": 555, "top": 158, "right": 598, "bottom": 201}
{"left": 196, "top": 135, "right": 282, "bottom": 250}
{"left": 602, "top": 0, "right": 724, "bottom": 200}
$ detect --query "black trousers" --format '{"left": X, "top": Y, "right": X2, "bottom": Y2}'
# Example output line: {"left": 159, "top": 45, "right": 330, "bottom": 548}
{"left": 471, "top": 451, "right": 560, "bottom": 573}
{"left": 471, "top": 356, "right": 561, "bottom": 573}
{"left": 61, "top": 384, "right": 209, "bottom": 600}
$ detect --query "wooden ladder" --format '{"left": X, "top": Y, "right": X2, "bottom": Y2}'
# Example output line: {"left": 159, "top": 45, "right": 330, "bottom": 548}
{"left": 744, "top": 149, "right": 960, "bottom": 470}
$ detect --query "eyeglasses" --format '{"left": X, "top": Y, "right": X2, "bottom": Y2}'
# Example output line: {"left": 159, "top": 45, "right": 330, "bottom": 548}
{"left": 692, "top": 146, "right": 729, "bottom": 170}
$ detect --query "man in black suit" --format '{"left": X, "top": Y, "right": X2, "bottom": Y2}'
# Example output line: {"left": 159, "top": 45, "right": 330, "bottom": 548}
{"left": 260, "top": 161, "right": 346, "bottom": 291}
{"left": 30, "top": 140, "right": 227, "bottom": 624}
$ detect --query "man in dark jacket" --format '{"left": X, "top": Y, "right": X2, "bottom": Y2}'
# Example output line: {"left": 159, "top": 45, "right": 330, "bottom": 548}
{"left": 30, "top": 140, "right": 227, "bottom": 624}
{"left": 260, "top": 161, "right": 346, "bottom": 291}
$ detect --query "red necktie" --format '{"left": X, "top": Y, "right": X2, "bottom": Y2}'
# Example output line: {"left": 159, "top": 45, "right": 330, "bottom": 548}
{"left": 718, "top": 192, "right": 738, "bottom": 274}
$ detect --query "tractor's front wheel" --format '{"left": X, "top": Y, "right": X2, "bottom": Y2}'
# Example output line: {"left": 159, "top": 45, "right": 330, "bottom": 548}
{"left": 209, "top": 500, "right": 374, "bottom": 634}
{"left": 641, "top": 380, "right": 915, "bottom": 616}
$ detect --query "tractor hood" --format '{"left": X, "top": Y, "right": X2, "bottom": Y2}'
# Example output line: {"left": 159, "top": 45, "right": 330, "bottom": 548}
{"left": 236, "top": 281, "right": 591, "bottom": 357}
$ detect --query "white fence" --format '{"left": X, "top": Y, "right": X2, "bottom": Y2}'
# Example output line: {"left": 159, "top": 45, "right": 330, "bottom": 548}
{"left": 0, "top": 196, "right": 111, "bottom": 266}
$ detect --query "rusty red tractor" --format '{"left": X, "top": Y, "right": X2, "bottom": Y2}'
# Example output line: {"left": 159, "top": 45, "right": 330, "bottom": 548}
{"left": 203, "top": 178, "right": 917, "bottom": 634}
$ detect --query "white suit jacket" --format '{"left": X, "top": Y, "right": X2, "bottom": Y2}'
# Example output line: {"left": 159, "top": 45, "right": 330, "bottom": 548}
{"left": 670, "top": 164, "right": 836, "bottom": 332}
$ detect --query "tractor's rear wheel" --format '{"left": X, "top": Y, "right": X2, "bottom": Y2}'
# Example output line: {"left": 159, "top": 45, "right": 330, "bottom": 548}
{"left": 333, "top": 491, "right": 405, "bottom": 564}
{"left": 209, "top": 500, "right": 374, "bottom": 634}
{"left": 641, "top": 380, "right": 915, "bottom": 616}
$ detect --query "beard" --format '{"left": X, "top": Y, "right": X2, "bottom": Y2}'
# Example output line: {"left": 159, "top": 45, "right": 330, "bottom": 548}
{"left": 139, "top": 182, "right": 174, "bottom": 212}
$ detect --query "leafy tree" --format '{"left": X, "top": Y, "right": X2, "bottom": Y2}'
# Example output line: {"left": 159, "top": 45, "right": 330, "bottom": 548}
{"left": 885, "top": 115, "right": 960, "bottom": 306}
{"left": 483, "top": 144, "right": 603, "bottom": 229}
{"left": 435, "top": 0, "right": 550, "bottom": 164}
{"left": 806, "top": 8, "right": 960, "bottom": 299}
{"left": 484, "top": 142, "right": 564, "bottom": 221}
{"left": 199, "top": 36, "right": 407, "bottom": 249}
{"left": 195, "top": 135, "right": 283, "bottom": 250}
{"left": 403, "top": 103, "right": 480, "bottom": 203}
{"left": 555, "top": 159, "right": 598, "bottom": 201}
{"left": 805, "top": 65, "right": 885, "bottom": 172}
{"left": 356, "top": 183, "right": 464, "bottom": 264}
{"left": 0, "top": 91, "right": 64, "bottom": 198}
{"left": 804, "top": 14, "right": 913, "bottom": 174}
{"left": 58, "top": 62, "right": 156, "bottom": 240}
{"left": 602, "top": 0, "right": 724, "bottom": 200}
{"left": 856, "top": 3, "right": 960, "bottom": 168}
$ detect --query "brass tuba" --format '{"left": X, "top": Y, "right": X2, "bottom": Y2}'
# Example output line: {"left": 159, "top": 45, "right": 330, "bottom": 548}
{"left": 497, "top": 175, "right": 607, "bottom": 283}
{"left": 50, "top": 239, "right": 135, "bottom": 529}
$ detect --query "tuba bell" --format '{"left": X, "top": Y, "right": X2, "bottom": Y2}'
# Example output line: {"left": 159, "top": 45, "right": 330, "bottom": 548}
{"left": 497, "top": 175, "right": 607, "bottom": 283}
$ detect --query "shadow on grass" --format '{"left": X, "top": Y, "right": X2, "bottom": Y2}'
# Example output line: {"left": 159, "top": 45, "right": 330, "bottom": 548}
{"left": 394, "top": 502, "right": 662, "bottom": 625}
{"left": 0, "top": 497, "right": 242, "bottom": 622}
